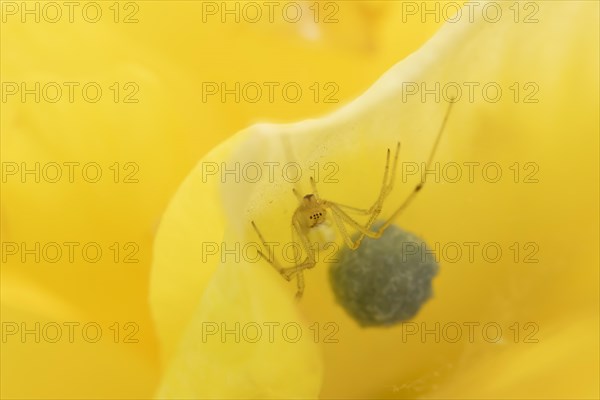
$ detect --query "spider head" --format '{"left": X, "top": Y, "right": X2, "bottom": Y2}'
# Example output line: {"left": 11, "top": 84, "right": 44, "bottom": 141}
{"left": 307, "top": 208, "right": 327, "bottom": 228}
{"left": 302, "top": 194, "right": 327, "bottom": 228}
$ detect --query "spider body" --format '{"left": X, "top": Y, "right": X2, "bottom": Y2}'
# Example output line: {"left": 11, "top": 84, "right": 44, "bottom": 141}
{"left": 252, "top": 101, "right": 455, "bottom": 299}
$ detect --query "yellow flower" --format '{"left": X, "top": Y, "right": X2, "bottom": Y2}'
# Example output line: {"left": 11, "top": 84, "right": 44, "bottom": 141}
{"left": 151, "top": 1, "right": 599, "bottom": 399}
{"left": 1, "top": 1, "right": 445, "bottom": 398}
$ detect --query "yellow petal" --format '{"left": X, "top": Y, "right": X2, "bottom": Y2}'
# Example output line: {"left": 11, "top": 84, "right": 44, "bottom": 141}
{"left": 1, "top": 274, "right": 158, "bottom": 399}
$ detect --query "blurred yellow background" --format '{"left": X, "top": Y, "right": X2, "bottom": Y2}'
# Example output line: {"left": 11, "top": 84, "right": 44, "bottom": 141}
{"left": 1, "top": 1, "right": 598, "bottom": 399}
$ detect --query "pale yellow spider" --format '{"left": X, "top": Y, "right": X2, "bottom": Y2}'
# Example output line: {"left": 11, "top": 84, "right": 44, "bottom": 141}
{"left": 252, "top": 101, "right": 455, "bottom": 299}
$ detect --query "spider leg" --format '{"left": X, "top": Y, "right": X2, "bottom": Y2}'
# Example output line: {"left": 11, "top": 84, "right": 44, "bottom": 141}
{"left": 251, "top": 219, "right": 316, "bottom": 299}
{"left": 251, "top": 220, "right": 288, "bottom": 278}
{"left": 326, "top": 202, "right": 384, "bottom": 249}
{"left": 373, "top": 99, "right": 455, "bottom": 234}
{"left": 328, "top": 203, "right": 373, "bottom": 215}
{"left": 309, "top": 143, "right": 399, "bottom": 216}
{"left": 310, "top": 142, "right": 401, "bottom": 250}
{"left": 318, "top": 142, "right": 401, "bottom": 248}
{"left": 292, "top": 187, "right": 304, "bottom": 202}
{"left": 287, "top": 218, "right": 318, "bottom": 298}
{"left": 328, "top": 206, "right": 363, "bottom": 250}
{"left": 309, "top": 176, "right": 320, "bottom": 200}
{"left": 279, "top": 220, "right": 313, "bottom": 280}
{"left": 373, "top": 181, "right": 423, "bottom": 235}
{"left": 359, "top": 142, "right": 400, "bottom": 240}
{"left": 294, "top": 270, "right": 305, "bottom": 300}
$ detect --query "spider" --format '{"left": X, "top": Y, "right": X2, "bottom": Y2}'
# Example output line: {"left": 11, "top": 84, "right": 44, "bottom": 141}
{"left": 252, "top": 100, "right": 455, "bottom": 299}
